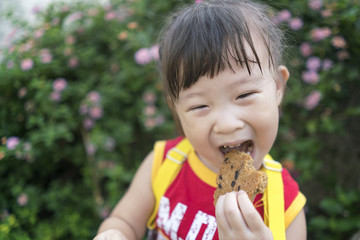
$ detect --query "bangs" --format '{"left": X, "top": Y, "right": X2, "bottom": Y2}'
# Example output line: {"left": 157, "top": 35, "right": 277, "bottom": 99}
{"left": 159, "top": 0, "right": 281, "bottom": 103}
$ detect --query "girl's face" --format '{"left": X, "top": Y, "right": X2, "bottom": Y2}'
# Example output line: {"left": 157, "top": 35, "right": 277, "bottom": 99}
{"left": 175, "top": 63, "right": 288, "bottom": 172}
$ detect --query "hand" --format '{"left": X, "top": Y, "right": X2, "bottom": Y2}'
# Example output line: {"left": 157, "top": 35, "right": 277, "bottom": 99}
{"left": 215, "top": 191, "right": 273, "bottom": 240}
{"left": 93, "top": 229, "right": 128, "bottom": 240}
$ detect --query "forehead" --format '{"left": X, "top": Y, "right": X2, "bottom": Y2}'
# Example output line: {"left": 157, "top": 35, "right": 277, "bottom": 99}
{"left": 160, "top": 1, "right": 281, "bottom": 103}
{"left": 178, "top": 68, "right": 261, "bottom": 100}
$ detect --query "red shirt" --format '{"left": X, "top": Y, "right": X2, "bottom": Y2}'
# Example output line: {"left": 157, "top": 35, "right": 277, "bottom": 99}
{"left": 152, "top": 137, "right": 306, "bottom": 240}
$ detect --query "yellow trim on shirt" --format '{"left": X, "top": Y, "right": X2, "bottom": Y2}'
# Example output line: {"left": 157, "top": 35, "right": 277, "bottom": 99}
{"left": 188, "top": 150, "right": 218, "bottom": 188}
{"left": 285, "top": 191, "right": 307, "bottom": 229}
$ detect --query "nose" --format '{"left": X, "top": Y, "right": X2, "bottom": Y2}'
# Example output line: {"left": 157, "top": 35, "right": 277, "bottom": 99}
{"left": 213, "top": 108, "right": 245, "bottom": 134}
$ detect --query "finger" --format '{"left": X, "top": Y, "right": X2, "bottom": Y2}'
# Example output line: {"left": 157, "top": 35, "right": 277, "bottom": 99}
{"left": 215, "top": 193, "right": 230, "bottom": 230}
{"left": 237, "top": 190, "right": 264, "bottom": 232}
{"left": 224, "top": 191, "right": 248, "bottom": 231}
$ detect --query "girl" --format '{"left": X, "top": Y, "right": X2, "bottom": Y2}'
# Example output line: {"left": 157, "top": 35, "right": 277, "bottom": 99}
{"left": 94, "top": 0, "right": 307, "bottom": 239}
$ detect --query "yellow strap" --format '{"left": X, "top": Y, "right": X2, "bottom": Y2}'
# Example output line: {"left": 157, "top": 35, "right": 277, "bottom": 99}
{"left": 151, "top": 140, "right": 166, "bottom": 184}
{"left": 262, "top": 157, "right": 286, "bottom": 240}
{"left": 147, "top": 138, "right": 193, "bottom": 229}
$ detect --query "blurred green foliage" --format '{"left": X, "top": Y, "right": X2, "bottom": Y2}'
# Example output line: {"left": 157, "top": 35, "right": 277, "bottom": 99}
{"left": 0, "top": 0, "right": 359, "bottom": 239}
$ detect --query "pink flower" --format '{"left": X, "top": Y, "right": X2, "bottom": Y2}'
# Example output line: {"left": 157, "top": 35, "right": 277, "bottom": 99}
{"left": 34, "top": 28, "right": 44, "bottom": 38}
{"left": 50, "top": 91, "right": 61, "bottom": 101}
{"left": 89, "top": 106, "right": 103, "bottom": 119}
{"left": 322, "top": 59, "right": 333, "bottom": 70}
{"left": 17, "top": 193, "right": 28, "bottom": 206}
{"left": 195, "top": 0, "right": 202, "bottom": 3}
{"left": 300, "top": 42, "right": 312, "bottom": 57}
{"left": 289, "top": 18, "right": 303, "bottom": 30}
{"left": 143, "top": 91, "right": 156, "bottom": 104}
{"left": 321, "top": 9, "right": 332, "bottom": 18}
{"left": 32, "top": 6, "right": 41, "bottom": 14}
{"left": 145, "top": 118, "right": 156, "bottom": 129}
{"left": 66, "top": 35, "right": 76, "bottom": 45}
{"left": 134, "top": 48, "right": 152, "bottom": 65}
{"left": 86, "top": 143, "right": 96, "bottom": 156}
{"left": 310, "top": 27, "right": 331, "bottom": 42}
{"left": 304, "top": 90, "right": 322, "bottom": 110}
{"left": 40, "top": 49, "right": 52, "bottom": 63}
{"left": 87, "top": 91, "right": 101, "bottom": 103}
{"left": 144, "top": 105, "right": 156, "bottom": 117}
{"left": 21, "top": 58, "right": 34, "bottom": 71}
{"left": 331, "top": 36, "right": 347, "bottom": 49}
{"left": 83, "top": 118, "right": 94, "bottom": 130}
{"left": 105, "top": 11, "right": 117, "bottom": 20}
{"left": 278, "top": 10, "right": 292, "bottom": 22}
{"left": 18, "top": 87, "right": 27, "bottom": 98}
{"left": 6, "top": 137, "right": 19, "bottom": 150}
{"left": 306, "top": 56, "right": 321, "bottom": 71}
{"left": 68, "top": 56, "right": 79, "bottom": 68}
{"left": 67, "top": 12, "right": 83, "bottom": 22}
{"left": 271, "top": 17, "right": 281, "bottom": 26}
{"left": 79, "top": 103, "right": 88, "bottom": 115}
{"left": 302, "top": 70, "right": 320, "bottom": 84}
{"left": 154, "top": 115, "right": 165, "bottom": 126}
{"left": 53, "top": 78, "right": 67, "bottom": 92}
{"left": 150, "top": 45, "right": 160, "bottom": 61}
{"left": 309, "top": 0, "right": 322, "bottom": 10}
{"left": 19, "top": 41, "right": 34, "bottom": 52}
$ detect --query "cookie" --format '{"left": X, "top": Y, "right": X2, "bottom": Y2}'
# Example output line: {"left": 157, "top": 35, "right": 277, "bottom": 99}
{"left": 213, "top": 150, "right": 268, "bottom": 206}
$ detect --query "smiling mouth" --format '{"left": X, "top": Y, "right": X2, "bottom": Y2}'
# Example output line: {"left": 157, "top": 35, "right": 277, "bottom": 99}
{"left": 219, "top": 140, "right": 254, "bottom": 156}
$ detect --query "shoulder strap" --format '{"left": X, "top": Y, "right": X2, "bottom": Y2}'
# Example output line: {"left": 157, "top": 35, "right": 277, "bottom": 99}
{"left": 262, "top": 157, "right": 286, "bottom": 240}
{"left": 147, "top": 138, "right": 193, "bottom": 229}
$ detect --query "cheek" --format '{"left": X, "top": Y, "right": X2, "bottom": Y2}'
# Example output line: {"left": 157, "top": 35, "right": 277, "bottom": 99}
{"left": 181, "top": 118, "right": 205, "bottom": 140}
{"left": 176, "top": 111, "right": 196, "bottom": 138}
{"left": 251, "top": 96, "right": 280, "bottom": 141}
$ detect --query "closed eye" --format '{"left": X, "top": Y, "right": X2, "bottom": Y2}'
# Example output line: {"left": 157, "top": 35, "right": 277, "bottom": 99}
{"left": 189, "top": 105, "right": 208, "bottom": 111}
{"left": 237, "top": 92, "right": 255, "bottom": 99}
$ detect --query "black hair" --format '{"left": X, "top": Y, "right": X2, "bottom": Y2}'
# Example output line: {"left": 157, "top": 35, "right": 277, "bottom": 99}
{"left": 158, "top": 0, "right": 285, "bottom": 134}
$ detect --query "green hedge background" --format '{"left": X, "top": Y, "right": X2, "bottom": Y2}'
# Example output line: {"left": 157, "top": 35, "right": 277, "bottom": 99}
{"left": 0, "top": 0, "right": 359, "bottom": 239}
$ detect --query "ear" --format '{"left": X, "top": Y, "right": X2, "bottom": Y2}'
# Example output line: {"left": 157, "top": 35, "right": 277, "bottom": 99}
{"left": 276, "top": 65, "right": 289, "bottom": 106}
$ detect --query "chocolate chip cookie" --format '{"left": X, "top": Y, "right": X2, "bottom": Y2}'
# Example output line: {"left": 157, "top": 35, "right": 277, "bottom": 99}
{"left": 213, "top": 150, "right": 268, "bottom": 206}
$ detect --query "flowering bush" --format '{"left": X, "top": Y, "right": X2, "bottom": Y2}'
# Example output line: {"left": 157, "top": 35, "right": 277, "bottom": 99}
{"left": 270, "top": 0, "right": 360, "bottom": 238}
{"left": 0, "top": 0, "right": 359, "bottom": 239}
{"left": 0, "top": 0, "right": 187, "bottom": 238}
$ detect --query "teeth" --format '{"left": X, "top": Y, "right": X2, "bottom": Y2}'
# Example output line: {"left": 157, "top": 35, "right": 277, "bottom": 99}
{"left": 223, "top": 143, "right": 241, "bottom": 148}
{"left": 220, "top": 141, "right": 253, "bottom": 155}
